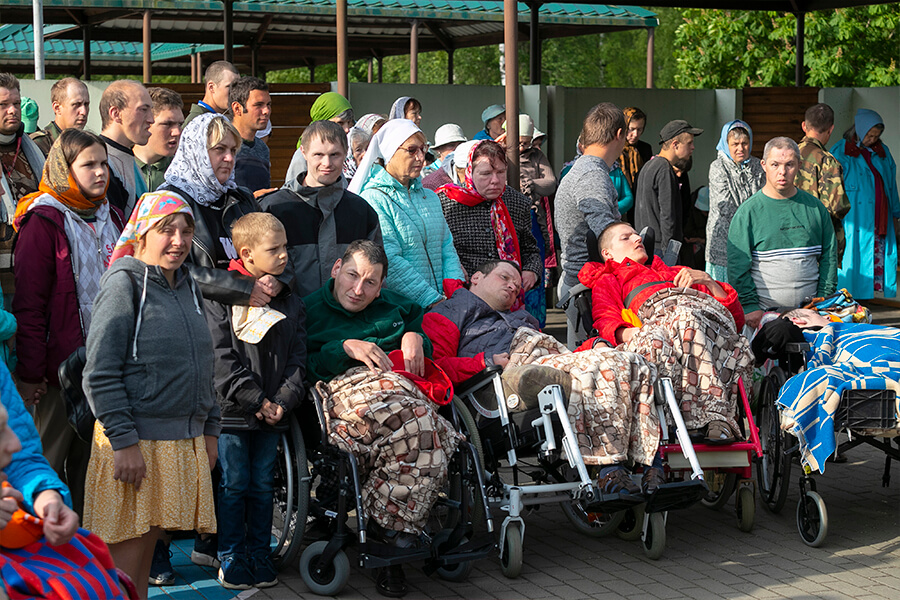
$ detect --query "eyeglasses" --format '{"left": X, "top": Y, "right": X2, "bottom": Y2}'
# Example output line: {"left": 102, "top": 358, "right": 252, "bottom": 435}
{"left": 398, "top": 145, "right": 427, "bottom": 157}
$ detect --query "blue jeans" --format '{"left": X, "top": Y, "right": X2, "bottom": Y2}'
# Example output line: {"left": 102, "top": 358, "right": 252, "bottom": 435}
{"left": 217, "top": 430, "right": 280, "bottom": 561}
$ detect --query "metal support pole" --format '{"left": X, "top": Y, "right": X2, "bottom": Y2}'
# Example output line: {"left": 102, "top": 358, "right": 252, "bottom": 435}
{"left": 410, "top": 20, "right": 419, "bottom": 84}
{"left": 33, "top": 0, "right": 45, "bottom": 80}
{"left": 142, "top": 10, "right": 151, "bottom": 83}
{"left": 377, "top": 56, "right": 383, "bottom": 83}
{"left": 251, "top": 46, "right": 258, "bottom": 77}
{"left": 529, "top": 2, "right": 541, "bottom": 85}
{"left": 646, "top": 27, "right": 655, "bottom": 89}
{"left": 337, "top": 0, "right": 349, "bottom": 98}
{"left": 224, "top": 0, "right": 234, "bottom": 63}
{"left": 367, "top": 58, "right": 373, "bottom": 84}
{"left": 190, "top": 53, "right": 196, "bottom": 83}
{"left": 309, "top": 64, "right": 316, "bottom": 83}
{"left": 795, "top": 11, "right": 805, "bottom": 87}
{"left": 82, "top": 24, "right": 92, "bottom": 81}
{"left": 504, "top": 0, "right": 520, "bottom": 188}
{"left": 447, "top": 49, "right": 454, "bottom": 84}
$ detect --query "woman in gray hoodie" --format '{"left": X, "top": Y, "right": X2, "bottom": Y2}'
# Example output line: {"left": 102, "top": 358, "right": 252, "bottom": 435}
{"left": 82, "top": 191, "right": 220, "bottom": 599}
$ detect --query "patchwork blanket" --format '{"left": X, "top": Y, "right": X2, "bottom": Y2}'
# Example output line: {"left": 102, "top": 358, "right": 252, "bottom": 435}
{"left": 777, "top": 322, "right": 900, "bottom": 473}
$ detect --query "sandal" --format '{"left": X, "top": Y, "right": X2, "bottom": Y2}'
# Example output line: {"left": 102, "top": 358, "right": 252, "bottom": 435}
{"left": 641, "top": 467, "right": 666, "bottom": 496}
{"left": 705, "top": 421, "right": 736, "bottom": 445}
{"left": 598, "top": 468, "right": 641, "bottom": 496}
{"left": 376, "top": 565, "right": 408, "bottom": 598}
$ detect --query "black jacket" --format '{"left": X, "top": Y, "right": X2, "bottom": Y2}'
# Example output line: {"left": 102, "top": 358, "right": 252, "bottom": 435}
{"left": 205, "top": 290, "right": 306, "bottom": 431}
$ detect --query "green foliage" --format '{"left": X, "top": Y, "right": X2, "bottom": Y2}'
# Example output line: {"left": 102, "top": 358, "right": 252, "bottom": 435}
{"left": 674, "top": 6, "right": 900, "bottom": 88}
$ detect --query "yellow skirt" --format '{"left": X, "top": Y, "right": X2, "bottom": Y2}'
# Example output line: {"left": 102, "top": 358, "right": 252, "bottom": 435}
{"left": 83, "top": 421, "right": 217, "bottom": 544}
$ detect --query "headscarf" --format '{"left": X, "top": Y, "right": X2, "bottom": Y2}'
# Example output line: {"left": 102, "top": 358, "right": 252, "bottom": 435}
{"left": 348, "top": 119, "right": 422, "bottom": 194}
{"left": 851, "top": 109, "right": 889, "bottom": 236}
{"left": 110, "top": 190, "right": 194, "bottom": 264}
{"left": 310, "top": 92, "right": 352, "bottom": 123}
{"left": 854, "top": 108, "right": 883, "bottom": 144}
{"left": 164, "top": 113, "right": 238, "bottom": 207}
{"left": 355, "top": 113, "right": 384, "bottom": 135}
{"left": 619, "top": 107, "right": 646, "bottom": 190}
{"left": 14, "top": 136, "right": 110, "bottom": 229}
{"left": 389, "top": 96, "right": 413, "bottom": 120}
{"left": 716, "top": 119, "right": 754, "bottom": 165}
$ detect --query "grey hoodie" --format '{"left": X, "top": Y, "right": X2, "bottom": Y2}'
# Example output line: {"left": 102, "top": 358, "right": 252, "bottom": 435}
{"left": 84, "top": 256, "right": 220, "bottom": 450}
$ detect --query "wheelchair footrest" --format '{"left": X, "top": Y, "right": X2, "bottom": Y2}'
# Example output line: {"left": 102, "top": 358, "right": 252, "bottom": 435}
{"left": 583, "top": 491, "right": 645, "bottom": 513}
{"left": 358, "top": 543, "right": 431, "bottom": 569}
{"left": 645, "top": 479, "right": 708, "bottom": 513}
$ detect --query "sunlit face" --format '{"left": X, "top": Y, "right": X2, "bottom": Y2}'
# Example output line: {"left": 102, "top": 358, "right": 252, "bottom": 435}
{"left": 70, "top": 143, "right": 109, "bottom": 198}
{"left": 470, "top": 156, "right": 507, "bottom": 201}
{"left": 116, "top": 86, "right": 154, "bottom": 146}
{"left": 145, "top": 107, "right": 185, "bottom": 159}
{"left": 672, "top": 133, "right": 695, "bottom": 161}
{"left": 470, "top": 262, "right": 522, "bottom": 312}
{"left": 210, "top": 71, "right": 239, "bottom": 112}
{"left": 386, "top": 132, "right": 427, "bottom": 184}
{"left": 54, "top": 83, "right": 90, "bottom": 130}
{"left": 330, "top": 115, "right": 354, "bottom": 133}
{"left": 405, "top": 106, "right": 422, "bottom": 126}
{"left": 208, "top": 134, "right": 239, "bottom": 184}
{"left": 136, "top": 214, "right": 194, "bottom": 274}
{"left": 762, "top": 147, "right": 799, "bottom": 194}
{"left": 0, "top": 404, "right": 22, "bottom": 474}
{"left": 626, "top": 118, "right": 645, "bottom": 146}
{"left": 331, "top": 253, "right": 384, "bottom": 313}
{"left": 601, "top": 223, "right": 647, "bottom": 264}
{"left": 728, "top": 132, "right": 750, "bottom": 164}
{"left": 302, "top": 136, "right": 346, "bottom": 187}
{"left": 486, "top": 113, "right": 505, "bottom": 139}
{"left": 240, "top": 90, "right": 271, "bottom": 134}
{"left": 242, "top": 229, "right": 288, "bottom": 277}
{"left": 862, "top": 126, "right": 882, "bottom": 148}
{"left": 351, "top": 138, "right": 368, "bottom": 167}
{"left": 0, "top": 86, "right": 21, "bottom": 136}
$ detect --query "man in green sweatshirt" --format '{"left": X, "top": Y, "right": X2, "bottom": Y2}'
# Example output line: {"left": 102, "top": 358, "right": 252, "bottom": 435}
{"left": 727, "top": 136, "right": 837, "bottom": 329}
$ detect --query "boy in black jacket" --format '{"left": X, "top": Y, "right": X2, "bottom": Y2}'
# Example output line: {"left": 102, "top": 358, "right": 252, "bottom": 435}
{"left": 204, "top": 212, "right": 306, "bottom": 590}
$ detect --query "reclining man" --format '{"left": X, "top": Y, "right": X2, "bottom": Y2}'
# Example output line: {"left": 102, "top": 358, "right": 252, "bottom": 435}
{"left": 578, "top": 221, "right": 753, "bottom": 444}
{"left": 304, "top": 240, "right": 462, "bottom": 597}
{"left": 755, "top": 309, "right": 900, "bottom": 473}
{"left": 423, "top": 259, "right": 664, "bottom": 498}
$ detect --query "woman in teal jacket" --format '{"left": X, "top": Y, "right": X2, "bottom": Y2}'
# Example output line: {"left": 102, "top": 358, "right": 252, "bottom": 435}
{"left": 831, "top": 109, "right": 900, "bottom": 299}
{"left": 349, "top": 119, "right": 465, "bottom": 307}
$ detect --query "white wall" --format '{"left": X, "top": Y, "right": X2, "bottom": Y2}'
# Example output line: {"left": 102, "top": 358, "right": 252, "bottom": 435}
{"left": 19, "top": 79, "right": 116, "bottom": 136}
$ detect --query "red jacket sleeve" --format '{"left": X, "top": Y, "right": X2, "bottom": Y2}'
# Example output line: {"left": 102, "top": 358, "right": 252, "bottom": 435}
{"left": 591, "top": 273, "right": 630, "bottom": 344}
{"left": 422, "top": 312, "right": 487, "bottom": 384}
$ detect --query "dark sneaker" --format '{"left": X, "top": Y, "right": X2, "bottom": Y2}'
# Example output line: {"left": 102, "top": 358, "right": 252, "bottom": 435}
{"left": 148, "top": 539, "right": 175, "bottom": 586}
{"left": 217, "top": 555, "right": 254, "bottom": 590}
{"left": 191, "top": 534, "right": 220, "bottom": 568}
{"left": 251, "top": 555, "right": 279, "bottom": 588}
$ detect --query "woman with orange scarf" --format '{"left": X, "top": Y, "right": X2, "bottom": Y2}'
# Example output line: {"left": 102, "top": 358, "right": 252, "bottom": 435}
{"left": 11, "top": 129, "right": 125, "bottom": 516}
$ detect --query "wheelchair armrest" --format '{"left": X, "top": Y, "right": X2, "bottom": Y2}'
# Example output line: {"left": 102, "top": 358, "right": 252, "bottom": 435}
{"left": 555, "top": 283, "right": 590, "bottom": 310}
{"left": 456, "top": 365, "right": 503, "bottom": 397}
{"left": 785, "top": 342, "right": 811, "bottom": 353}
{"left": 309, "top": 386, "right": 331, "bottom": 447}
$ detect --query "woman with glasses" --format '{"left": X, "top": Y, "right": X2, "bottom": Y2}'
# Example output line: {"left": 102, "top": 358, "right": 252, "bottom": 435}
{"left": 349, "top": 119, "right": 464, "bottom": 308}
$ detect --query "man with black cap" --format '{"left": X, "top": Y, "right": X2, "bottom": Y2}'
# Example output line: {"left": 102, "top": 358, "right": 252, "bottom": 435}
{"left": 635, "top": 120, "right": 702, "bottom": 257}
{"left": 473, "top": 104, "right": 505, "bottom": 141}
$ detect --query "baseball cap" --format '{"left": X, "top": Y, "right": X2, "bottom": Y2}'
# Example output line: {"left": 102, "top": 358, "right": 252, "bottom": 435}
{"left": 659, "top": 120, "right": 703, "bottom": 143}
{"left": 433, "top": 123, "right": 467, "bottom": 148}
{"left": 481, "top": 104, "right": 505, "bottom": 125}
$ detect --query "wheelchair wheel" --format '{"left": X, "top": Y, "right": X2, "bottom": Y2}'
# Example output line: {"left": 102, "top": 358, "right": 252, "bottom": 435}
{"left": 642, "top": 512, "right": 666, "bottom": 560}
{"left": 735, "top": 485, "right": 755, "bottom": 532}
{"left": 500, "top": 522, "right": 524, "bottom": 579}
{"left": 615, "top": 504, "right": 645, "bottom": 541}
{"left": 271, "top": 414, "right": 309, "bottom": 569}
{"left": 299, "top": 541, "right": 350, "bottom": 596}
{"left": 700, "top": 472, "right": 737, "bottom": 510}
{"left": 442, "top": 396, "right": 486, "bottom": 532}
{"left": 434, "top": 533, "right": 474, "bottom": 583}
{"left": 552, "top": 464, "right": 625, "bottom": 537}
{"left": 797, "top": 491, "right": 828, "bottom": 547}
{"left": 756, "top": 369, "right": 792, "bottom": 514}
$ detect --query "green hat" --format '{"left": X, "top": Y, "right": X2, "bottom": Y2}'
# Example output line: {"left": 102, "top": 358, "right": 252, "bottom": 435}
{"left": 21, "top": 96, "right": 39, "bottom": 134}
{"left": 310, "top": 92, "right": 352, "bottom": 123}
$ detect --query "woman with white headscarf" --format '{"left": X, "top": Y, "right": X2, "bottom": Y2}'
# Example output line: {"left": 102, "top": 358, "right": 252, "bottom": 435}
{"left": 349, "top": 119, "right": 465, "bottom": 307}
{"left": 388, "top": 97, "right": 422, "bottom": 126}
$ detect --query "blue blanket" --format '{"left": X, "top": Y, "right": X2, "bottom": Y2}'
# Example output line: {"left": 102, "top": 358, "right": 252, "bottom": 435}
{"left": 776, "top": 322, "right": 900, "bottom": 473}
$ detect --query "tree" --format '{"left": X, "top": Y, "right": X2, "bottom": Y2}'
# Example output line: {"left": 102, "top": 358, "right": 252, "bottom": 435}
{"left": 674, "top": 6, "right": 900, "bottom": 88}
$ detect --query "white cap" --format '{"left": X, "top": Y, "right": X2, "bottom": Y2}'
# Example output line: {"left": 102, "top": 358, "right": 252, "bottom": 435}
{"left": 453, "top": 140, "right": 480, "bottom": 169}
{"left": 433, "top": 123, "right": 467, "bottom": 148}
{"left": 532, "top": 127, "right": 546, "bottom": 141}
{"left": 502, "top": 114, "right": 535, "bottom": 138}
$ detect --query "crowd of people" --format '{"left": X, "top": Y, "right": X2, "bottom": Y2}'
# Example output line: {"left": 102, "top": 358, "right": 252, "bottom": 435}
{"left": 0, "top": 63, "right": 896, "bottom": 599}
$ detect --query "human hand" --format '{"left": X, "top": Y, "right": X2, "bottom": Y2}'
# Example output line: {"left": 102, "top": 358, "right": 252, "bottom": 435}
{"left": 492, "top": 353, "right": 510, "bottom": 369}
{"left": 401, "top": 332, "right": 425, "bottom": 377}
{"left": 249, "top": 279, "right": 273, "bottom": 307}
{"left": 264, "top": 405, "right": 284, "bottom": 426}
{"left": 1, "top": 484, "right": 23, "bottom": 529}
{"left": 617, "top": 327, "right": 639, "bottom": 344}
{"left": 204, "top": 435, "right": 218, "bottom": 471}
{"left": 17, "top": 380, "right": 47, "bottom": 407}
{"left": 494, "top": 132, "right": 508, "bottom": 147}
{"left": 113, "top": 445, "right": 146, "bottom": 490}
{"left": 745, "top": 310, "right": 764, "bottom": 330}
{"left": 672, "top": 268, "right": 713, "bottom": 290}
{"left": 258, "top": 274, "right": 285, "bottom": 298}
{"left": 522, "top": 271, "right": 538, "bottom": 292}
{"left": 256, "top": 400, "right": 284, "bottom": 425}
{"left": 33, "top": 490, "right": 79, "bottom": 545}
{"left": 342, "top": 339, "right": 392, "bottom": 373}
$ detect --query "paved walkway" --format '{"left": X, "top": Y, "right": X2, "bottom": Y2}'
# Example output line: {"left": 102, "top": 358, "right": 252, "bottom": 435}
{"left": 151, "top": 307, "right": 900, "bottom": 600}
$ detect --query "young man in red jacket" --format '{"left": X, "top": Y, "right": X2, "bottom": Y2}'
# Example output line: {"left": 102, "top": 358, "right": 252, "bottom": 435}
{"left": 578, "top": 221, "right": 753, "bottom": 444}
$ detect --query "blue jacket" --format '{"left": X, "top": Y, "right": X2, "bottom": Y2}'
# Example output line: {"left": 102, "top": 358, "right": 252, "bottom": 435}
{"left": 0, "top": 361, "right": 72, "bottom": 514}
{"left": 359, "top": 165, "right": 465, "bottom": 307}
{"left": 831, "top": 139, "right": 900, "bottom": 298}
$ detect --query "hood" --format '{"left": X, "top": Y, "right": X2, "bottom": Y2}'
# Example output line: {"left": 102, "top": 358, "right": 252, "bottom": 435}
{"left": 715, "top": 120, "right": 754, "bottom": 165}
{"left": 283, "top": 170, "right": 346, "bottom": 212}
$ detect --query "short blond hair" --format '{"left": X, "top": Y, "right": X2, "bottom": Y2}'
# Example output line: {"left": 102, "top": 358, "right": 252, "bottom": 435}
{"left": 207, "top": 116, "right": 242, "bottom": 153}
{"left": 231, "top": 212, "right": 285, "bottom": 255}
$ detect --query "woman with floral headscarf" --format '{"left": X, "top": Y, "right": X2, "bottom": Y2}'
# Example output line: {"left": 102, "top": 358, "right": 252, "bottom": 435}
{"left": 705, "top": 120, "right": 765, "bottom": 283}
{"left": 436, "top": 140, "right": 542, "bottom": 318}
{"left": 160, "top": 112, "right": 290, "bottom": 307}
{"left": 12, "top": 128, "right": 126, "bottom": 515}
{"left": 83, "top": 190, "right": 219, "bottom": 600}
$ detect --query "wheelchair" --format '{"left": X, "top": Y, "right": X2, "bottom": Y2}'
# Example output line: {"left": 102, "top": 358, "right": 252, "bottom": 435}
{"left": 755, "top": 339, "right": 900, "bottom": 548}
{"left": 268, "top": 385, "right": 495, "bottom": 596}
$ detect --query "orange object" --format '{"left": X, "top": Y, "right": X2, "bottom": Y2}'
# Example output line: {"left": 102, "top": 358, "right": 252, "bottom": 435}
{"left": 1, "top": 481, "right": 44, "bottom": 549}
